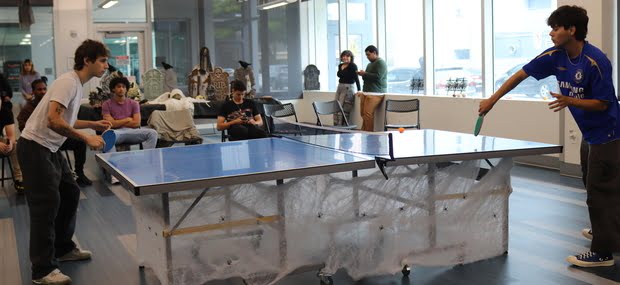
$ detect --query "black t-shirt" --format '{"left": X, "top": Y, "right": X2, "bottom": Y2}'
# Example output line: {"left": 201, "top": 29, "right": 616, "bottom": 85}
{"left": 0, "top": 103, "right": 14, "bottom": 130}
{"left": 218, "top": 99, "right": 260, "bottom": 122}
{"left": 337, "top": 62, "right": 361, "bottom": 91}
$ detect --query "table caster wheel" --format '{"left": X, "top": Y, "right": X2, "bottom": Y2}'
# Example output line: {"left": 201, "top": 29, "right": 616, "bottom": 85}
{"left": 319, "top": 276, "right": 333, "bottom": 285}
{"left": 317, "top": 270, "right": 333, "bottom": 285}
{"left": 402, "top": 265, "right": 411, "bottom": 277}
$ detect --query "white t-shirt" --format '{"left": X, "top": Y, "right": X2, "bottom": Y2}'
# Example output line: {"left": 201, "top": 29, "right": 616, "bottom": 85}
{"left": 21, "top": 71, "right": 84, "bottom": 152}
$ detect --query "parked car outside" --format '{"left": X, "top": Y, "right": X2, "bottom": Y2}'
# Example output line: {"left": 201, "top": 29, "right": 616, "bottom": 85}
{"left": 494, "top": 63, "right": 559, "bottom": 99}
{"left": 387, "top": 67, "right": 423, "bottom": 93}
{"left": 387, "top": 66, "right": 481, "bottom": 95}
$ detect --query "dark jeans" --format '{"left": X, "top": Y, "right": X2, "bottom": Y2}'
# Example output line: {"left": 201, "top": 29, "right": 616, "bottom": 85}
{"left": 17, "top": 138, "right": 80, "bottom": 279}
{"left": 583, "top": 139, "right": 620, "bottom": 253}
{"left": 60, "top": 138, "right": 87, "bottom": 175}
{"left": 580, "top": 138, "right": 588, "bottom": 187}
{"left": 228, "top": 124, "right": 268, "bottom": 141}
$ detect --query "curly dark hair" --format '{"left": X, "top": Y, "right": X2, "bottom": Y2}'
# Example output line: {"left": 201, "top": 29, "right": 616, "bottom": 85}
{"left": 109, "top": 76, "right": 130, "bottom": 91}
{"left": 73, "top": 39, "right": 110, "bottom": 71}
{"left": 30, "top": 79, "right": 46, "bottom": 91}
{"left": 230, "top": 79, "right": 246, "bottom": 92}
{"left": 547, "top": 5, "right": 588, "bottom": 41}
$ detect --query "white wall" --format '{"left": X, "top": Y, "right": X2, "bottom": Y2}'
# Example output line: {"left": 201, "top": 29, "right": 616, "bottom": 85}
{"left": 294, "top": 91, "right": 560, "bottom": 146}
{"left": 53, "top": 0, "right": 92, "bottom": 77}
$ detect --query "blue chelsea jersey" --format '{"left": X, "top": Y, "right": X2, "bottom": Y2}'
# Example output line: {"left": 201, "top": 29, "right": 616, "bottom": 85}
{"left": 523, "top": 42, "right": 620, "bottom": 144}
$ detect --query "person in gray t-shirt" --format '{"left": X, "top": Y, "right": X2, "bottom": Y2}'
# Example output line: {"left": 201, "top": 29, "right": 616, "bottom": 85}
{"left": 17, "top": 39, "right": 112, "bottom": 285}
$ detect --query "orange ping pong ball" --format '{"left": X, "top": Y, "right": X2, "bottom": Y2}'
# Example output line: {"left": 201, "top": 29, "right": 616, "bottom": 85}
{"left": 398, "top": 127, "right": 405, "bottom": 133}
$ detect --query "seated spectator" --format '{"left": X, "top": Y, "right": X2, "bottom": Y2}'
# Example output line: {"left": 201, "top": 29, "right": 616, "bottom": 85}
{"left": 216, "top": 80, "right": 267, "bottom": 141}
{"left": 0, "top": 87, "right": 22, "bottom": 192}
{"left": 102, "top": 77, "right": 158, "bottom": 183}
{"left": 17, "top": 79, "right": 93, "bottom": 187}
{"left": 103, "top": 76, "right": 158, "bottom": 149}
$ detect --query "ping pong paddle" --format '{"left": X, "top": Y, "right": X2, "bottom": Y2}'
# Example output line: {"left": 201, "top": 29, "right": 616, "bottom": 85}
{"left": 474, "top": 114, "right": 485, "bottom": 136}
{"left": 101, "top": 129, "right": 116, "bottom": 153}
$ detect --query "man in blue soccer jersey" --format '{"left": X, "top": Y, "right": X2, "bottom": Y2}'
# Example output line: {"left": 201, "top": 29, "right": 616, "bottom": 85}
{"left": 479, "top": 5, "right": 620, "bottom": 268}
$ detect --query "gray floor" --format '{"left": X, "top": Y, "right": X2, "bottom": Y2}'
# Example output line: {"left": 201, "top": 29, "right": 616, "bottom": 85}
{"left": 1, "top": 132, "right": 619, "bottom": 284}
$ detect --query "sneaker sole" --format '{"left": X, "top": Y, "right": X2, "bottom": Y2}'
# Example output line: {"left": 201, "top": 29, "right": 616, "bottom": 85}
{"left": 32, "top": 277, "right": 72, "bottom": 285}
{"left": 57, "top": 256, "right": 91, "bottom": 262}
{"left": 32, "top": 280, "right": 71, "bottom": 285}
{"left": 581, "top": 230, "right": 593, "bottom": 240}
{"left": 566, "top": 256, "right": 615, "bottom": 267}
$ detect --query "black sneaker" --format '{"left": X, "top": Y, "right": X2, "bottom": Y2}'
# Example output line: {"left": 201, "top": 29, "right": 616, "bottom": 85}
{"left": 567, "top": 251, "right": 614, "bottom": 267}
{"left": 75, "top": 174, "right": 93, "bottom": 186}
{"left": 14, "top": 180, "right": 24, "bottom": 194}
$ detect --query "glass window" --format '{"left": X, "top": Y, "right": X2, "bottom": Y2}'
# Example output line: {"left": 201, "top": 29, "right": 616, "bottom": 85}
{"left": 493, "top": 0, "right": 557, "bottom": 100}
{"left": 433, "top": 0, "right": 482, "bottom": 97}
{"left": 153, "top": 20, "right": 191, "bottom": 88}
{"left": 314, "top": 0, "right": 340, "bottom": 91}
{"left": 385, "top": 0, "right": 424, "bottom": 94}
{"left": 92, "top": 0, "right": 146, "bottom": 23}
{"left": 103, "top": 35, "right": 142, "bottom": 84}
{"left": 255, "top": 2, "right": 303, "bottom": 98}
{"left": 212, "top": 0, "right": 245, "bottom": 84}
{"left": 152, "top": 0, "right": 302, "bottom": 99}
{"left": 0, "top": 6, "right": 55, "bottom": 101}
{"left": 347, "top": 0, "right": 377, "bottom": 71}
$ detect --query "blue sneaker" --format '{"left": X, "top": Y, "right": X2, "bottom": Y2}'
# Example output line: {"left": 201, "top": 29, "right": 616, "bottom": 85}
{"left": 566, "top": 251, "right": 614, "bottom": 267}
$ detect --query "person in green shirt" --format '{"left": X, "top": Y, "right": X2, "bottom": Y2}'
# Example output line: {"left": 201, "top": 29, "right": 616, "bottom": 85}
{"left": 356, "top": 45, "right": 387, "bottom": 131}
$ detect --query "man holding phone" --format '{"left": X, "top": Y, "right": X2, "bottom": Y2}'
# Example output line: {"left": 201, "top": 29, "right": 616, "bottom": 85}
{"left": 216, "top": 80, "right": 267, "bottom": 141}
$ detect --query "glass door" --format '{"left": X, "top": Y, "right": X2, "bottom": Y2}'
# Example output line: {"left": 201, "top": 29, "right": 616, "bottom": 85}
{"left": 98, "top": 31, "right": 146, "bottom": 85}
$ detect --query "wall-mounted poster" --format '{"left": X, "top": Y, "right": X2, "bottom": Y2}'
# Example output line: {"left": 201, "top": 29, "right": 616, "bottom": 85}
{"left": 3, "top": 61, "right": 21, "bottom": 92}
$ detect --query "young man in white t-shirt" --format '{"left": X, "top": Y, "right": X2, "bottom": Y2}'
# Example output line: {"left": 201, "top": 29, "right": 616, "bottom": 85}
{"left": 17, "top": 39, "right": 112, "bottom": 285}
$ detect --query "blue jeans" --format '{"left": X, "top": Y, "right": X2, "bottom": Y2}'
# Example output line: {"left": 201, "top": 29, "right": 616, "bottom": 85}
{"left": 108, "top": 128, "right": 158, "bottom": 152}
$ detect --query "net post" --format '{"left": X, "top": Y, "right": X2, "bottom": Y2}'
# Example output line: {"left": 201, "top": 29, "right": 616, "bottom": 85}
{"left": 388, "top": 132, "right": 394, "bottom": 160}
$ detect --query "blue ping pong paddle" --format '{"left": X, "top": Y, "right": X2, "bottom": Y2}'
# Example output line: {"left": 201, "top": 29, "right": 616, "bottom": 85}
{"left": 474, "top": 114, "right": 485, "bottom": 136}
{"left": 101, "top": 130, "right": 116, "bottom": 153}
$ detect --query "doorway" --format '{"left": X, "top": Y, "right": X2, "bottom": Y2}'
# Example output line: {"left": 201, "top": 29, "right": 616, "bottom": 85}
{"left": 97, "top": 31, "right": 146, "bottom": 85}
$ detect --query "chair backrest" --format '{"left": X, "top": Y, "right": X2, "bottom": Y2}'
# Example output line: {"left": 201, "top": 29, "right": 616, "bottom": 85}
{"left": 221, "top": 128, "right": 228, "bottom": 142}
{"left": 263, "top": 103, "right": 297, "bottom": 119}
{"left": 252, "top": 97, "right": 281, "bottom": 131}
{"left": 263, "top": 103, "right": 299, "bottom": 134}
{"left": 312, "top": 100, "right": 350, "bottom": 126}
{"left": 384, "top": 98, "right": 420, "bottom": 129}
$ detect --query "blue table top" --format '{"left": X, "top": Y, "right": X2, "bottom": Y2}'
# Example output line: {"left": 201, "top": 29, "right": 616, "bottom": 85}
{"left": 285, "top": 129, "right": 562, "bottom": 164}
{"left": 96, "top": 137, "right": 375, "bottom": 195}
{"left": 383, "top": 129, "right": 562, "bottom": 165}
{"left": 97, "top": 130, "right": 562, "bottom": 195}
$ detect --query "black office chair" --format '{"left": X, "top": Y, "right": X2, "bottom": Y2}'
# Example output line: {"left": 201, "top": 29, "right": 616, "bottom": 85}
{"left": 0, "top": 154, "right": 14, "bottom": 188}
{"left": 221, "top": 128, "right": 229, "bottom": 142}
{"left": 384, "top": 98, "right": 420, "bottom": 131}
{"left": 62, "top": 149, "right": 74, "bottom": 171}
{"left": 312, "top": 100, "right": 357, "bottom": 130}
{"left": 263, "top": 103, "right": 302, "bottom": 135}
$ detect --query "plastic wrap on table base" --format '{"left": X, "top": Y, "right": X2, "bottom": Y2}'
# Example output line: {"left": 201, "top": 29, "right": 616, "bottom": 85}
{"left": 131, "top": 158, "right": 513, "bottom": 285}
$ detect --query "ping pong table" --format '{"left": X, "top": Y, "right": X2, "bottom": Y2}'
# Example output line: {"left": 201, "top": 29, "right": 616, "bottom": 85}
{"left": 96, "top": 129, "right": 562, "bottom": 285}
